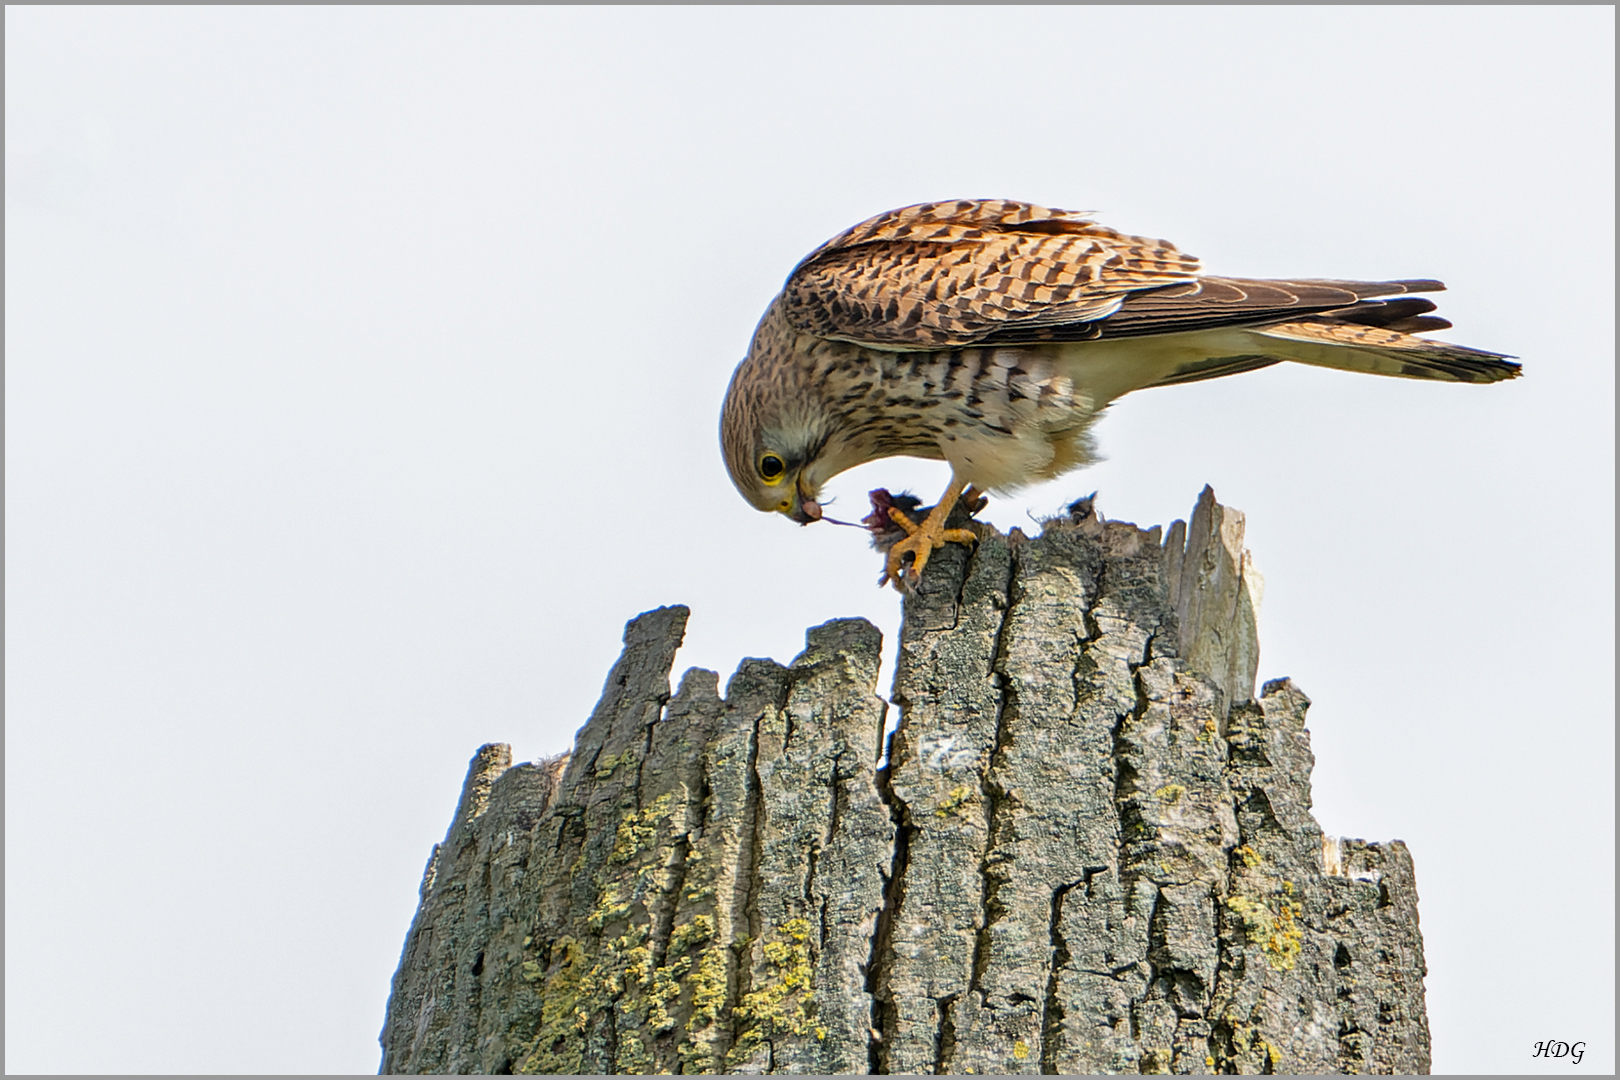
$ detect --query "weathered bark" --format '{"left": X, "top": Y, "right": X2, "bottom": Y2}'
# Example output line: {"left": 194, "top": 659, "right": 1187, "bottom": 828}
{"left": 378, "top": 487, "right": 1429, "bottom": 1075}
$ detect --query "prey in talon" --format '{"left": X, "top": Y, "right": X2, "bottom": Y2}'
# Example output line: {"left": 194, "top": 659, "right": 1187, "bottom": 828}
{"left": 720, "top": 199, "right": 1518, "bottom": 592}
{"left": 864, "top": 487, "right": 985, "bottom": 589}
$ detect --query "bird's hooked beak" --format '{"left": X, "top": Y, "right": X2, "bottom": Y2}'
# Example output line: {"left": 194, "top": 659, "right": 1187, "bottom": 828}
{"left": 788, "top": 473, "right": 822, "bottom": 525}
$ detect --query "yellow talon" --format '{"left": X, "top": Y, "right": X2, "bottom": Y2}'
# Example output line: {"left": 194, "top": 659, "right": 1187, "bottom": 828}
{"left": 883, "top": 476, "right": 979, "bottom": 590}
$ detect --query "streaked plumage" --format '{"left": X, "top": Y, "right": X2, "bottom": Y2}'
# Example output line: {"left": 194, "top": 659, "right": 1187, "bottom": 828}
{"left": 721, "top": 199, "right": 1519, "bottom": 587}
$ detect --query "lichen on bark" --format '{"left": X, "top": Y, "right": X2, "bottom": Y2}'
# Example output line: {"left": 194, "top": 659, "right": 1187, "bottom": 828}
{"left": 378, "top": 487, "right": 1429, "bottom": 1075}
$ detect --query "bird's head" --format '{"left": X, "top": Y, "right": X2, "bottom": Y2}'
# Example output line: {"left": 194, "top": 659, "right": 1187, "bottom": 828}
{"left": 720, "top": 402, "right": 829, "bottom": 526}
{"left": 719, "top": 352, "right": 840, "bottom": 526}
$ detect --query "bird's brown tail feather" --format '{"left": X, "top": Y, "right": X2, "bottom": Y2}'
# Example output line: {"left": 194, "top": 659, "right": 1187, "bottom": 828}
{"left": 1252, "top": 318, "right": 1521, "bottom": 383}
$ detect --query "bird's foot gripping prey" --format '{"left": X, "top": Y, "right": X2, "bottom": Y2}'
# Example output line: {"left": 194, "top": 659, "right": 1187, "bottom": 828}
{"left": 863, "top": 483, "right": 988, "bottom": 589}
{"left": 720, "top": 199, "right": 1520, "bottom": 592}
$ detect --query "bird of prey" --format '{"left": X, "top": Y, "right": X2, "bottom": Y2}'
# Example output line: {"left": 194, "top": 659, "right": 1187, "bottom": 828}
{"left": 720, "top": 199, "right": 1518, "bottom": 588}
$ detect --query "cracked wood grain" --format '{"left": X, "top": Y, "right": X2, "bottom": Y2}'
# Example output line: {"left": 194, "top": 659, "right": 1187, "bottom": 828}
{"left": 379, "top": 489, "right": 1429, "bottom": 1075}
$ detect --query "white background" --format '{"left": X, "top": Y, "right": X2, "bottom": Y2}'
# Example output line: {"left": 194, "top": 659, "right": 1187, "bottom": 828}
{"left": 7, "top": 7, "right": 1612, "bottom": 1074}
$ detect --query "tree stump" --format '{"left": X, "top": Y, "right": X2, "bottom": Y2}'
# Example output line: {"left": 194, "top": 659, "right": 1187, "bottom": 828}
{"left": 377, "top": 487, "right": 1429, "bottom": 1075}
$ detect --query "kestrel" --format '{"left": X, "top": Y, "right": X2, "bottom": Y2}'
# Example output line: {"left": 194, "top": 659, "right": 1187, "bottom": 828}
{"left": 720, "top": 199, "right": 1518, "bottom": 588}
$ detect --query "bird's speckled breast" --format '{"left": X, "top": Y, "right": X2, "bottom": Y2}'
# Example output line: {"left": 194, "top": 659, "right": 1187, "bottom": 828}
{"left": 768, "top": 302, "right": 1104, "bottom": 491}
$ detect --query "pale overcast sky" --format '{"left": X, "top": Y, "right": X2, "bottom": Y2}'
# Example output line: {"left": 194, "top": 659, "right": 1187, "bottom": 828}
{"left": 7, "top": 7, "right": 1613, "bottom": 1074}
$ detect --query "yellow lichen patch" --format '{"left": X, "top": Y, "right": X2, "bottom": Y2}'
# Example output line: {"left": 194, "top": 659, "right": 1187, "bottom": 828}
{"left": 677, "top": 945, "right": 731, "bottom": 1073}
{"left": 669, "top": 914, "right": 716, "bottom": 955}
{"left": 574, "top": 920, "right": 701, "bottom": 1072}
{"left": 1197, "top": 716, "right": 1218, "bottom": 743}
{"left": 1267, "top": 897, "right": 1303, "bottom": 970}
{"left": 1235, "top": 844, "right": 1261, "bottom": 868}
{"left": 725, "top": 917, "right": 818, "bottom": 1068}
{"left": 645, "top": 955, "right": 691, "bottom": 1034}
{"left": 1212, "top": 1016, "right": 1283, "bottom": 1075}
{"left": 614, "top": 1028, "right": 652, "bottom": 1076}
{"left": 520, "top": 794, "right": 706, "bottom": 1075}
{"left": 686, "top": 946, "right": 728, "bottom": 1028}
{"left": 515, "top": 937, "right": 590, "bottom": 1075}
{"left": 1139, "top": 1046, "right": 1173, "bottom": 1073}
{"left": 1153, "top": 783, "right": 1187, "bottom": 805}
{"left": 587, "top": 885, "right": 633, "bottom": 931}
{"left": 610, "top": 792, "right": 676, "bottom": 865}
{"left": 1227, "top": 894, "right": 1265, "bottom": 929}
{"left": 761, "top": 918, "right": 812, "bottom": 972}
{"left": 1012, "top": 1038, "right": 1030, "bottom": 1060}
{"left": 621, "top": 943, "right": 653, "bottom": 985}
{"left": 1227, "top": 892, "right": 1303, "bottom": 971}
{"left": 935, "top": 785, "right": 975, "bottom": 818}
{"left": 594, "top": 748, "right": 637, "bottom": 779}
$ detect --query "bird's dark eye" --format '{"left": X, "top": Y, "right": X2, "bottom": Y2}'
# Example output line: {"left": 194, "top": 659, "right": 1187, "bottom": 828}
{"left": 759, "top": 454, "right": 786, "bottom": 482}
